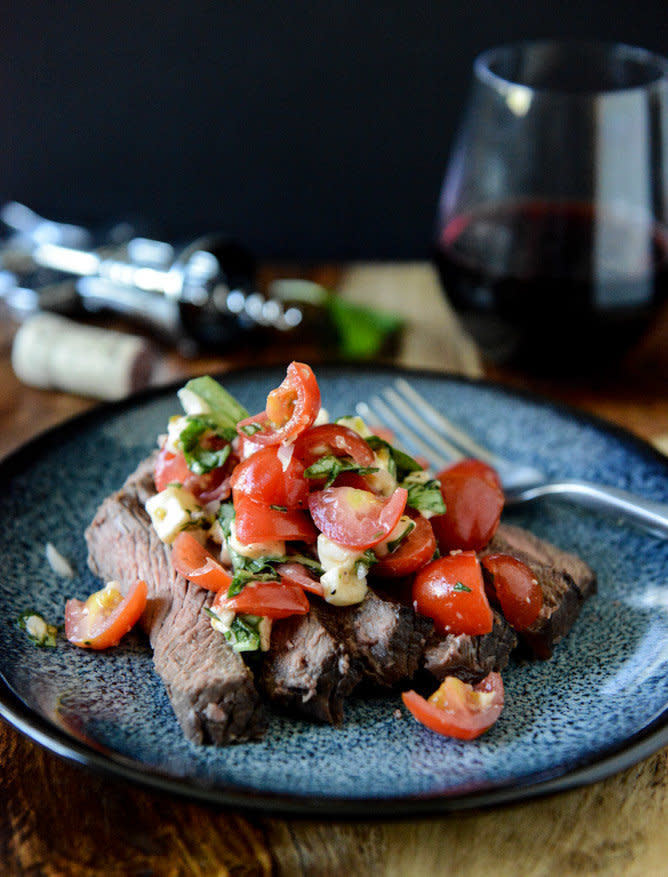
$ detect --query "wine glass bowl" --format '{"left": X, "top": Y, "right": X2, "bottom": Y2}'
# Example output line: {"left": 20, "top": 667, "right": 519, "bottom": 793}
{"left": 433, "top": 41, "right": 668, "bottom": 371}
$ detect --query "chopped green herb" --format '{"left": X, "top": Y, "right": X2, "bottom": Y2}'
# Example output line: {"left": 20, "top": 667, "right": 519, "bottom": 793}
{"left": 269, "top": 504, "right": 288, "bottom": 512}
{"left": 365, "top": 436, "right": 422, "bottom": 480}
{"left": 179, "top": 375, "right": 249, "bottom": 427}
{"left": 386, "top": 519, "right": 416, "bottom": 553}
{"left": 401, "top": 479, "right": 446, "bottom": 515}
{"left": 304, "top": 454, "right": 378, "bottom": 488}
{"left": 225, "top": 614, "right": 263, "bottom": 652}
{"left": 17, "top": 610, "right": 58, "bottom": 647}
{"left": 178, "top": 416, "right": 234, "bottom": 474}
{"left": 453, "top": 581, "right": 472, "bottom": 593}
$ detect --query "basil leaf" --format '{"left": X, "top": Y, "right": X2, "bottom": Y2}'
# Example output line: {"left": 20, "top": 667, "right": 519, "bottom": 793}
{"left": 179, "top": 376, "right": 249, "bottom": 428}
{"left": 402, "top": 479, "right": 446, "bottom": 515}
{"left": 225, "top": 614, "right": 263, "bottom": 652}
{"left": 304, "top": 454, "right": 378, "bottom": 488}
{"left": 365, "top": 436, "right": 422, "bottom": 480}
{"left": 385, "top": 519, "right": 416, "bottom": 553}
{"left": 217, "top": 501, "right": 235, "bottom": 533}
{"left": 178, "top": 416, "right": 234, "bottom": 474}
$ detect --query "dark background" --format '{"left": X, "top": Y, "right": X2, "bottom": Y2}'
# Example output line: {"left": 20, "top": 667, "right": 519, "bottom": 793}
{"left": 2, "top": 2, "right": 667, "bottom": 260}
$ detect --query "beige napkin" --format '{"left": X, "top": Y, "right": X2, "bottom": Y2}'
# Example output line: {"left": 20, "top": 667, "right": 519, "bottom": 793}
{"left": 336, "top": 262, "right": 483, "bottom": 377}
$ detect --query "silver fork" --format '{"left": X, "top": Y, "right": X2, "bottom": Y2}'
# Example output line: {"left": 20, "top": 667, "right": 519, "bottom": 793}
{"left": 357, "top": 377, "right": 668, "bottom": 539}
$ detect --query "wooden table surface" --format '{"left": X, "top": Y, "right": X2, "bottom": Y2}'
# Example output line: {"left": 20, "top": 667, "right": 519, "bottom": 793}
{"left": 2, "top": 263, "right": 668, "bottom": 876}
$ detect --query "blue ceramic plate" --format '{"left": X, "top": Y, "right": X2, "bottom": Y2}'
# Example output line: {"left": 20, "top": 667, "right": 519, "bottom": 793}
{"left": 2, "top": 364, "right": 668, "bottom": 816}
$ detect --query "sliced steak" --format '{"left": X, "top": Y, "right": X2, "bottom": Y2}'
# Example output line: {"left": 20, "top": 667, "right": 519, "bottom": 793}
{"left": 312, "top": 590, "right": 433, "bottom": 688}
{"left": 259, "top": 610, "right": 361, "bottom": 725}
{"left": 421, "top": 610, "right": 517, "bottom": 684}
{"left": 482, "top": 522, "right": 597, "bottom": 659}
{"left": 85, "top": 454, "right": 266, "bottom": 744}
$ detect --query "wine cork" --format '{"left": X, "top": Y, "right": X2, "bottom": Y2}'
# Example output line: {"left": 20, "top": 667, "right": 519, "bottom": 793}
{"left": 11, "top": 312, "right": 155, "bottom": 400}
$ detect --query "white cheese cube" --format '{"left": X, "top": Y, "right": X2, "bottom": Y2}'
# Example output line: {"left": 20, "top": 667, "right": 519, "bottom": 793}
{"left": 145, "top": 485, "right": 200, "bottom": 543}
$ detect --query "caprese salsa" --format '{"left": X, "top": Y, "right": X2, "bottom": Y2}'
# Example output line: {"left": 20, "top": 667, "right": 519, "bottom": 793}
{"left": 66, "top": 362, "right": 542, "bottom": 740}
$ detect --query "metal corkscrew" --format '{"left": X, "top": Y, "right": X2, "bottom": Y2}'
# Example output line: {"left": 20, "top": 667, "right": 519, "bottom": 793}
{"left": 0, "top": 203, "right": 303, "bottom": 351}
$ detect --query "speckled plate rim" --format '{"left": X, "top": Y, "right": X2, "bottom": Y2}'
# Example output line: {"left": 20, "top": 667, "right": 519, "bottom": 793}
{"left": 2, "top": 362, "right": 668, "bottom": 818}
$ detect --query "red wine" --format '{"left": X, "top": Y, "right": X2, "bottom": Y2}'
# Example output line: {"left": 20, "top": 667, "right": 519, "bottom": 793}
{"left": 434, "top": 200, "right": 668, "bottom": 370}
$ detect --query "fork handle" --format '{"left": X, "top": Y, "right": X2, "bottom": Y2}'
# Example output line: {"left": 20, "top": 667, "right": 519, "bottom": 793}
{"left": 508, "top": 480, "right": 668, "bottom": 538}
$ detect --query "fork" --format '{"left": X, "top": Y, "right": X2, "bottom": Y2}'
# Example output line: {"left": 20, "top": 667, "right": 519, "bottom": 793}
{"left": 357, "top": 378, "right": 668, "bottom": 539}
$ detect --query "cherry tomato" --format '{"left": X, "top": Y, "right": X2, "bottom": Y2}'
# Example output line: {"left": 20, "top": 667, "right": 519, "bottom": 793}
{"left": 412, "top": 551, "right": 493, "bottom": 635}
{"left": 236, "top": 362, "right": 321, "bottom": 446}
{"left": 402, "top": 672, "right": 504, "bottom": 740}
{"left": 65, "top": 579, "right": 148, "bottom": 650}
{"left": 233, "top": 493, "right": 318, "bottom": 544}
{"left": 275, "top": 562, "right": 325, "bottom": 596}
{"left": 308, "top": 486, "right": 408, "bottom": 551}
{"left": 431, "top": 459, "right": 504, "bottom": 552}
{"left": 213, "top": 579, "right": 310, "bottom": 620}
{"left": 372, "top": 514, "right": 437, "bottom": 578}
{"left": 293, "top": 423, "right": 375, "bottom": 468}
{"left": 481, "top": 553, "right": 543, "bottom": 631}
{"left": 170, "top": 531, "right": 233, "bottom": 592}
{"left": 230, "top": 446, "right": 309, "bottom": 509}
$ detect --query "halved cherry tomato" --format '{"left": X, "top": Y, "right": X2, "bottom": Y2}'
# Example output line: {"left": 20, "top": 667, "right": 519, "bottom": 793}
{"left": 230, "top": 446, "right": 309, "bottom": 509}
{"left": 236, "top": 362, "right": 321, "bottom": 446}
{"left": 402, "top": 672, "right": 504, "bottom": 740}
{"left": 372, "top": 514, "right": 437, "bottom": 578}
{"left": 412, "top": 551, "right": 493, "bottom": 635}
{"left": 171, "top": 531, "right": 233, "bottom": 592}
{"left": 293, "top": 423, "right": 375, "bottom": 468}
{"left": 65, "top": 579, "right": 148, "bottom": 650}
{"left": 275, "top": 562, "right": 325, "bottom": 596}
{"left": 233, "top": 493, "right": 318, "bottom": 544}
{"left": 481, "top": 553, "right": 543, "bottom": 631}
{"left": 308, "top": 486, "right": 408, "bottom": 551}
{"left": 431, "top": 459, "right": 504, "bottom": 552}
{"left": 213, "top": 579, "right": 310, "bottom": 620}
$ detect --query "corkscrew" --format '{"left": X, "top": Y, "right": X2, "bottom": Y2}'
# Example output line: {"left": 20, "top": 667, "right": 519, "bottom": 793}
{"left": 0, "top": 203, "right": 302, "bottom": 351}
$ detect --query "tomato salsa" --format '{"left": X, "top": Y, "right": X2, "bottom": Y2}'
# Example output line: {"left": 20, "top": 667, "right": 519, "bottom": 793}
{"left": 66, "top": 363, "right": 553, "bottom": 741}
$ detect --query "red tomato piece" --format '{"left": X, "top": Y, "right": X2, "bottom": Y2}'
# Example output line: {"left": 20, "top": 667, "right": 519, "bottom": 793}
{"left": 236, "top": 362, "right": 321, "bottom": 446}
{"left": 153, "top": 445, "right": 234, "bottom": 504}
{"left": 233, "top": 493, "right": 318, "bottom": 544}
{"left": 308, "top": 486, "right": 408, "bottom": 551}
{"left": 65, "top": 579, "right": 148, "bottom": 650}
{"left": 230, "top": 446, "right": 309, "bottom": 509}
{"left": 275, "top": 562, "right": 325, "bottom": 596}
{"left": 154, "top": 446, "right": 191, "bottom": 492}
{"left": 213, "top": 579, "right": 310, "bottom": 620}
{"left": 402, "top": 672, "right": 504, "bottom": 740}
{"left": 481, "top": 553, "right": 543, "bottom": 631}
{"left": 293, "top": 423, "right": 375, "bottom": 468}
{"left": 372, "top": 514, "right": 437, "bottom": 578}
{"left": 412, "top": 551, "right": 493, "bottom": 635}
{"left": 171, "top": 531, "right": 233, "bottom": 592}
{"left": 431, "top": 459, "right": 504, "bottom": 552}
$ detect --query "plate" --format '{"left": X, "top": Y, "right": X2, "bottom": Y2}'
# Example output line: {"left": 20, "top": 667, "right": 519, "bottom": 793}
{"left": 2, "top": 363, "right": 668, "bottom": 817}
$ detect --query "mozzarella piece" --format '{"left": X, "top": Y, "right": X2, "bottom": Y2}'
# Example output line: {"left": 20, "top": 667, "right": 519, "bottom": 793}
{"left": 164, "top": 415, "right": 190, "bottom": 454}
{"left": 145, "top": 485, "right": 201, "bottom": 543}
{"left": 336, "top": 415, "right": 372, "bottom": 438}
{"left": 317, "top": 533, "right": 368, "bottom": 606}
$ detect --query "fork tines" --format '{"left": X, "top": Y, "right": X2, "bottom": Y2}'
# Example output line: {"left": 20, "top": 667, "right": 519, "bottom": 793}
{"left": 357, "top": 378, "right": 499, "bottom": 473}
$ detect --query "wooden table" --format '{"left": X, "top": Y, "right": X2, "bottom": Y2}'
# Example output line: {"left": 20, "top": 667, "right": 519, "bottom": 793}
{"left": 2, "top": 263, "right": 668, "bottom": 876}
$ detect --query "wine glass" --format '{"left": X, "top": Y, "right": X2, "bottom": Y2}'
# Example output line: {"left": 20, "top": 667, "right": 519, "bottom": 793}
{"left": 433, "top": 40, "right": 668, "bottom": 371}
